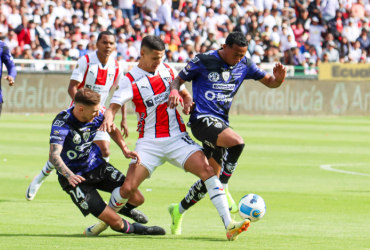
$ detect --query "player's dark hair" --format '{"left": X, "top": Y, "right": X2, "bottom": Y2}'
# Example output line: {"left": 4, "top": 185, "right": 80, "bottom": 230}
{"left": 97, "top": 31, "right": 114, "bottom": 41}
{"left": 141, "top": 35, "right": 165, "bottom": 51}
{"left": 74, "top": 88, "right": 101, "bottom": 106}
{"left": 225, "top": 32, "right": 248, "bottom": 48}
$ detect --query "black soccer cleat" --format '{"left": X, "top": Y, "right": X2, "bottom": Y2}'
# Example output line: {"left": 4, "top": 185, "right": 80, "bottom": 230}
{"left": 133, "top": 223, "right": 166, "bottom": 235}
{"left": 118, "top": 208, "right": 149, "bottom": 224}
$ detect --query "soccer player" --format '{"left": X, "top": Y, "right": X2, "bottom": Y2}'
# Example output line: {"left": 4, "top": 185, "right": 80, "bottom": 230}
{"left": 167, "top": 31, "right": 287, "bottom": 234}
{"left": 0, "top": 40, "right": 17, "bottom": 116}
{"left": 48, "top": 88, "right": 165, "bottom": 236}
{"left": 26, "top": 31, "right": 129, "bottom": 202}
{"left": 92, "top": 35, "right": 250, "bottom": 241}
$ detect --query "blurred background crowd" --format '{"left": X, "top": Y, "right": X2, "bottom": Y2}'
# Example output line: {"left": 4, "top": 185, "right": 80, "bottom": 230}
{"left": 2, "top": 0, "right": 370, "bottom": 74}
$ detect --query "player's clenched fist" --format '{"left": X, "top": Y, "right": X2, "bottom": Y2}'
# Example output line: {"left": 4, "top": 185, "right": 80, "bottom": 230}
{"left": 100, "top": 110, "right": 116, "bottom": 132}
{"left": 168, "top": 89, "right": 184, "bottom": 109}
{"left": 67, "top": 174, "right": 85, "bottom": 187}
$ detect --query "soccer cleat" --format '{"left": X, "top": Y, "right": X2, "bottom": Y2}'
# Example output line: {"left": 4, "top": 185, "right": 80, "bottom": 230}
{"left": 225, "top": 188, "right": 238, "bottom": 213}
{"left": 118, "top": 208, "right": 148, "bottom": 224}
{"left": 26, "top": 176, "right": 44, "bottom": 201}
{"left": 133, "top": 223, "right": 166, "bottom": 235}
{"left": 168, "top": 203, "right": 184, "bottom": 235}
{"left": 226, "top": 219, "right": 250, "bottom": 241}
{"left": 83, "top": 220, "right": 108, "bottom": 237}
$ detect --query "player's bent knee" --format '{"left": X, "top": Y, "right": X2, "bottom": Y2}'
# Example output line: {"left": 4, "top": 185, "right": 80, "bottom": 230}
{"left": 120, "top": 183, "right": 137, "bottom": 199}
{"left": 108, "top": 218, "right": 123, "bottom": 230}
{"left": 101, "top": 148, "right": 110, "bottom": 157}
{"left": 201, "top": 164, "right": 215, "bottom": 180}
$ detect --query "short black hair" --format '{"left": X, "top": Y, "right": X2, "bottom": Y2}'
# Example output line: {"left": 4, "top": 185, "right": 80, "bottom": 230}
{"left": 97, "top": 31, "right": 114, "bottom": 41}
{"left": 141, "top": 35, "right": 165, "bottom": 51}
{"left": 74, "top": 88, "right": 101, "bottom": 106}
{"left": 225, "top": 32, "right": 248, "bottom": 47}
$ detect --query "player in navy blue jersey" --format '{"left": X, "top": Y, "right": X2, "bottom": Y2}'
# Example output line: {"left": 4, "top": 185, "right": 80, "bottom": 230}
{"left": 46, "top": 88, "right": 165, "bottom": 236}
{"left": 0, "top": 41, "right": 17, "bottom": 116}
{"left": 167, "top": 32, "right": 287, "bottom": 234}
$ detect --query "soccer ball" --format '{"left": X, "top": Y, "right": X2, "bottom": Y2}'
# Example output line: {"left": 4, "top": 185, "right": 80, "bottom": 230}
{"left": 238, "top": 194, "right": 266, "bottom": 222}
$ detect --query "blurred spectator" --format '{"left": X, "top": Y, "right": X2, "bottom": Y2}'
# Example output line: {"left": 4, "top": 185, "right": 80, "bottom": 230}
{"left": 338, "top": 36, "right": 350, "bottom": 59}
{"left": 342, "top": 18, "right": 360, "bottom": 43}
{"left": 157, "top": 0, "right": 171, "bottom": 28}
{"left": 308, "top": 16, "right": 326, "bottom": 58}
{"left": 322, "top": 41, "right": 340, "bottom": 62}
{"left": 356, "top": 28, "right": 370, "bottom": 50}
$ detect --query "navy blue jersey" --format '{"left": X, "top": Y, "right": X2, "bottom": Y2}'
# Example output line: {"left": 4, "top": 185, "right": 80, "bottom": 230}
{"left": 178, "top": 50, "right": 266, "bottom": 125}
{"left": 49, "top": 108, "right": 105, "bottom": 176}
{"left": 0, "top": 41, "right": 17, "bottom": 103}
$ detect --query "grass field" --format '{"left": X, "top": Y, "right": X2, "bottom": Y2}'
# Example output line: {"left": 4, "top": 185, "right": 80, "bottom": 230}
{"left": 0, "top": 114, "right": 370, "bottom": 250}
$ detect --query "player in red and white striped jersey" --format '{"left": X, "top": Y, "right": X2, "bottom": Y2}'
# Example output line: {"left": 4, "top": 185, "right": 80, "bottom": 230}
{"left": 26, "top": 32, "right": 132, "bottom": 214}
{"left": 88, "top": 36, "right": 250, "bottom": 240}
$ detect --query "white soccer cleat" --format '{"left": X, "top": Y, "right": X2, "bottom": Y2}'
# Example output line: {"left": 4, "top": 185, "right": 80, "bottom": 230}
{"left": 226, "top": 219, "right": 250, "bottom": 241}
{"left": 84, "top": 220, "right": 108, "bottom": 237}
{"left": 26, "top": 176, "right": 44, "bottom": 201}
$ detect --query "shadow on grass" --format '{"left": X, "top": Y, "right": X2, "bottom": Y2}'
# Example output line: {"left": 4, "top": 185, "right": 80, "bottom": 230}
{"left": 0, "top": 234, "right": 226, "bottom": 241}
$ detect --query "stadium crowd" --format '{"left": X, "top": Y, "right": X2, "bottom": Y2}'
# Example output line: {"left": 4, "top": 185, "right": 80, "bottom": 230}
{"left": 2, "top": 0, "right": 370, "bottom": 73}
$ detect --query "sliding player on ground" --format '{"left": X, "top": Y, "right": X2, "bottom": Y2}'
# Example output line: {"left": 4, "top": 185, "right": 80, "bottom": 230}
{"left": 168, "top": 31, "right": 287, "bottom": 234}
{"left": 95, "top": 35, "right": 250, "bottom": 241}
{"left": 26, "top": 32, "right": 132, "bottom": 218}
{"left": 48, "top": 88, "right": 165, "bottom": 236}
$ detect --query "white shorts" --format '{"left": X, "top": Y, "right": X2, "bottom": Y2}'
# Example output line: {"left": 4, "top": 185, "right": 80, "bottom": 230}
{"left": 93, "top": 131, "right": 111, "bottom": 142}
{"left": 130, "top": 132, "right": 203, "bottom": 178}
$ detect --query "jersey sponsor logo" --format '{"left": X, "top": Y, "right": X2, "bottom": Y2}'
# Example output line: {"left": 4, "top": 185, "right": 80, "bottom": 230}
{"left": 63, "top": 113, "right": 70, "bottom": 119}
{"left": 208, "top": 72, "right": 220, "bottom": 82}
{"left": 191, "top": 57, "right": 200, "bottom": 63}
{"left": 186, "top": 64, "right": 191, "bottom": 70}
{"left": 109, "top": 73, "right": 114, "bottom": 81}
{"left": 85, "top": 85, "right": 108, "bottom": 93}
{"left": 212, "top": 84, "right": 235, "bottom": 90}
{"left": 73, "top": 134, "right": 81, "bottom": 144}
{"left": 75, "top": 142, "right": 92, "bottom": 152}
{"left": 50, "top": 135, "right": 62, "bottom": 140}
{"left": 214, "top": 122, "right": 222, "bottom": 128}
{"left": 53, "top": 120, "right": 65, "bottom": 127}
{"left": 222, "top": 71, "right": 230, "bottom": 82}
{"left": 53, "top": 130, "right": 60, "bottom": 135}
{"left": 182, "top": 69, "right": 189, "bottom": 75}
{"left": 204, "top": 140, "right": 215, "bottom": 149}
{"left": 141, "top": 85, "right": 150, "bottom": 90}
{"left": 204, "top": 91, "right": 233, "bottom": 102}
{"left": 145, "top": 99, "right": 154, "bottom": 107}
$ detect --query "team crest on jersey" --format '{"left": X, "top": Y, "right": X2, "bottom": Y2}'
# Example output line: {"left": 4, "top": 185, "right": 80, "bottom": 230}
{"left": 208, "top": 72, "right": 220, "bottom": 82}
{"left": 80, "top": 201, "right": 88, "bottom": 210}
{"left": 53, "top": 130, "right": 60, "bottom": 135}
{"left": 73, "top": 134, "right": 81, "bottom": 144}
{"left": 109, "top": 74, "right": 114, "bottom": 81}
{"left": 186, "top": 64, "right": 191, "bottom": 70}
{"left": 222, "top": 71, "right": 230, "bottom": 82}
{"left": 83, "top": 132, "right": 90, "bottom": 142}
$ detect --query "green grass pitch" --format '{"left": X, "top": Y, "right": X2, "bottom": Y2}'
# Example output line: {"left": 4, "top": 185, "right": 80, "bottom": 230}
{"left": 0, "top": 114, "right": 369, "bottom": 249}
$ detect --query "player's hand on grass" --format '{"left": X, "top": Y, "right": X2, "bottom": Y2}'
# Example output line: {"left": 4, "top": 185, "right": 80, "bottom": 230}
{"left": 122, "top": 147, "right": 141, "bottom": 165}
{"left": 273, "top": 63, "right": 287, "bottom": 83}
{"left": 120, "top": 119, "right": 129, "bottom": 138}
{"left": 168, "top": 89, "right": 184, "bottom": 109}
{"left": 67, "top": 174, "right": 85, "bottom": 187}
{"left": 4, "top": 76, "right": 14, "bottom": 86}
{"left": 100, "top": 111, "right": 116, "bottom": 132}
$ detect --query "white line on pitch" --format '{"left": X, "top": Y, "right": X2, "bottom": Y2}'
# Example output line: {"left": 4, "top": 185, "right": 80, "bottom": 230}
{"left": 320, "top": 163, "right": 370, "bottom": 177}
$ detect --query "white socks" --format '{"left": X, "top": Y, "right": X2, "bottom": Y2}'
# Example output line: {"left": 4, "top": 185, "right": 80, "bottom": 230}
{"left": 178, "top": 203, "right": 186, "bottom": 214}
{"left": 108, "top": 187, "right": 128, "bottom": 213}
{"left": 103, "top": 157, "right": 110, "bottom": 162}
{"left": 205, "top": 176, "right": 232, "bottom": 228}
{"left": 37, "top": 161, "right": 55, "bottom": 182}
{"left": 222, "top": 183, "right": 228, "bottom": 189}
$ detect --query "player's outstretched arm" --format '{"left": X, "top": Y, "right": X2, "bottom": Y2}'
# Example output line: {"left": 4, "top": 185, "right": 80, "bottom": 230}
{"left": 259, "top": 63, "right": 287, "bottom": 89}
{"left": 68, "top": 80, "right": 81, "bottom": 100}
{"left": 49, "top": 144, "right": 85, "bottom": 187}
{"left": 100, "top": 103, "right": 122, "bottom": 133}
{"left": 108, "top": 127, "right": 141, "bottom": 165}
{"left": 169, "top": 76, "right": 186, "bottom": 109}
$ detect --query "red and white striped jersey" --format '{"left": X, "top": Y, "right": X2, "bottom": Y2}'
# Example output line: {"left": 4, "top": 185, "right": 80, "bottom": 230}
{"left": 70, "top": 52, "right": 124, "bottom": 112}
{"left": 111, "top": 63, "right": 187, "bottom": 139}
